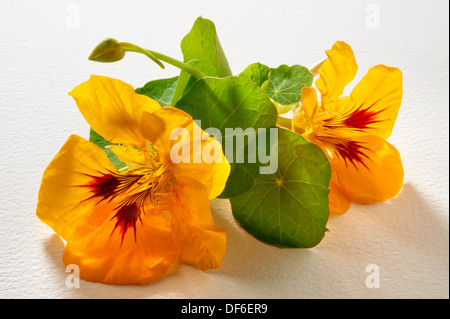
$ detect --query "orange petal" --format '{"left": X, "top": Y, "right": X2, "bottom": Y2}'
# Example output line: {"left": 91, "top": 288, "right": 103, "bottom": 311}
{"left": 316, "top": 41, "right": 358, "bottom": 105}
{"left": 141, "top": 108, "right": 230, "bottom": 199}
{"left": 63, "top": 212, "right": 177, "bottom": 285}
{"left": 36, "top": 135, "right": 118, "bottom": 242}
{"left": 349, "top": 65, "right": 403, "bottom": 139}
{"left": 38, "top": 135, "right": 179, "bottom": 285}
{"left": 328, "top": 169, "right": 351, "bottom": 215}
{"left": 331, "top": 135, "right": 404, "bottom": 205}
{"left": 169, "top": 176, "right": 227, "bottom": 270}
{"left": 69, "top": 75, "right": 161, "bottom": 146}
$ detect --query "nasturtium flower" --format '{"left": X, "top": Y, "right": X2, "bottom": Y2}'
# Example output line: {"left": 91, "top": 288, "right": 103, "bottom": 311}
{"left": 37, "top": 75, "right": 230, "bottom": 285}
{"left": 292, "top": 41, "right": 403, "bottom": 215}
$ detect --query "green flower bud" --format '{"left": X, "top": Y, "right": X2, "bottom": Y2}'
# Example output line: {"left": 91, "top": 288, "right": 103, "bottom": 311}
{"left": 89, "top": 38, "right": 125, "bottom": 63}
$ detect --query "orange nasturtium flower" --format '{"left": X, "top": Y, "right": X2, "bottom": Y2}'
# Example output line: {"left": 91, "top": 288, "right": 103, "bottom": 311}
{"left": 292, "top": 41, "right": 403, "bottom": 215}
{"left": 36, "top": 75, "right": 230, "bottom": 285}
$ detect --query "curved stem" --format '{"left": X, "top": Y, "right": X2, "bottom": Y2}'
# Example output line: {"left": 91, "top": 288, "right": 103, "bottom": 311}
{"left": 146, "top": 49, "right": 207, "bottom": 80}
{"left": 118, "top": 42, "right": 207, "bottom": 80}
{"left": 118, "top": 42, "right": 165, "bottom": 69}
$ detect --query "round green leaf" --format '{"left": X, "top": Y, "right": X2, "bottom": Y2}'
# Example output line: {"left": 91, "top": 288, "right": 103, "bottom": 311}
{"left": 230, "top": 128, "right": 331, "bottom": 248}
{"left": 266, "top": 64, "right": 313, "bottom": 106}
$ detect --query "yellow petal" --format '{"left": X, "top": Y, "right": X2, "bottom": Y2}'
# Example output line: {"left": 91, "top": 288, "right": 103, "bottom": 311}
{"left": 63, "top": 212, "right": 178, "bottom": 285}
{"left": 36, "top": 135, "right": 118, "bottom": 242}
{"left": 292, "top": 87, "right": 318, "bottom": 135}
{"left": 140, "top": 107, "right": 191, "bottom": 159}
{"left": 301, "top": 86, "right": 318, "bottom": 120}
{"left": 69, "top": 75, "right": 161, "bottom": 146}
{"left": 141, "top": 108, "right": 230, "bottom": 199}
{"left": 316, "top": 41, "right": 358, "bottom": 105}
{"left": 349, "top": 65, "right": 403, "bottom": 139}
{"left": 169, "top": 176, "right": 227, "bottom": 270}
{"left": 108, "top": 144, "right": 145, "bottom": 169}
{"left": 291, "top": 109, "right": 308, "bottom": 135}
{"left": 331, "top": 135, "right": 404, "bottom": 205}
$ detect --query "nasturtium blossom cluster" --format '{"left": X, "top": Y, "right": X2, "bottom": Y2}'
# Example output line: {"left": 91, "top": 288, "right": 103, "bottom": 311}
{"left": 292, "top": 41, "right": 403, "bottom": 214}
{"left": 37, "top": 17, "right": 406, "bottom": 285}
{"left": 37, "top": 75, "right": 230, "bottom": 284}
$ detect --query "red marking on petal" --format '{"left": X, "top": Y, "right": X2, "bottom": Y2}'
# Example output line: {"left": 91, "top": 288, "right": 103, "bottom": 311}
{"left": 78, "top": 171, "right": 120, "bottom": 203}
{"left": 76, "top": 170, "right": 142, "bottom": 204}
{"left": 342, "top": 102, "right": 387, "bottom": 131}
{"left": 76, "top": 166, "right": 173, "bottom": 244}
{"left": 110, "top": 202, "right": 142, "bottom": 245}
{"left": 315, "top": 135, "right": 371, "bottom": 171}
{"left": 110, "top": 187, "right": 156, "bottom": 244}
{"left": 75, "top": 170, "right": 146, "bottom": 243}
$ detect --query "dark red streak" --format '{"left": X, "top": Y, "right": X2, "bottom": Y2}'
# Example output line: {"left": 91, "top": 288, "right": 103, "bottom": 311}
{"left": 343, "top": 103, "right": 387, "bottom": 130}
{"left": 74, "top": 170, "right": 147, "bottom": 244}
{"left": 316, "top": 135, "right": 372, "bottom": 171}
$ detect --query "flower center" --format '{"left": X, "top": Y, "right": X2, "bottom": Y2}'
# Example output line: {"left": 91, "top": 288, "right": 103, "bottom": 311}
{"left": 303, "top": 101, "right": 384, "bottom": 170}
{"left": 78, "top": 148, "right": 175, "bottom": 244}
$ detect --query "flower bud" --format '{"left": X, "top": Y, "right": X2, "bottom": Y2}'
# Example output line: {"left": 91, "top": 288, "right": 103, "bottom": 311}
{"left": 89, "top": 38, "right": 125, "bottom": 63}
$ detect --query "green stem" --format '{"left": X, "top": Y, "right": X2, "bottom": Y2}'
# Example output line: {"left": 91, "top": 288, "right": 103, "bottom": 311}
{"left": 118, "top": 42, "right": 207, "bottom": 80}
{"left": 146, "top": 49, "right": 207, "bottom": 80}
{"left": 119, "top": 42, "right": 165, "bottom": 69}
{"left": 276, "top": 115, "right": 292, "bottom": 129}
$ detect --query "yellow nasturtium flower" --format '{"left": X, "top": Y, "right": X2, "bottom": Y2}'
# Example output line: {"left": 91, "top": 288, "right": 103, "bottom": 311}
{"left": 292, "top": 41, "right": 403, "bottom": 215}
{"left": 37, "top": 75, "right": 230, "bottom": 285}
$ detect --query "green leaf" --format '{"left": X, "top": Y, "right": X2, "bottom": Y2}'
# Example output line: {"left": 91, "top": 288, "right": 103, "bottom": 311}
{"left": 174, "top": 76, "right": 278, "bottom": 198}
{"left": 171, "top": 17, "right": 232, "bottom": 105}
{"left": 135, "top": 76, "right": 178, "bottom": 107}
{"left": 239, "top": 62, "right": 271, "bottom": 87}
{"left": 239, "top": 63, "right": 313, "bottom": 114}
{"left": 171, "top": 60, "right": 202, "bottom": 104}
{"left": 180, "top": 17, "right": 232, "bottom": 77}
{"left": 230, "top": 128, "right": 331, "bottom": 248}
{"left": 89, "top": 127, "right": 126, "bottom": 170}
{"left": 265, "top": 64, "right": 313, "bottom": 110}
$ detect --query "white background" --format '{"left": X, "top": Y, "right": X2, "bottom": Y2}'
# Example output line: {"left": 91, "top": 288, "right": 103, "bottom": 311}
{"left": 0, "top": 0, "right": 448, "bottom": 298}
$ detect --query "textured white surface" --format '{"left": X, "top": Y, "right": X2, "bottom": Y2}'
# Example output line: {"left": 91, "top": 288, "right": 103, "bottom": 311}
{"left": 0, "top": 0, "right": 448, "bottom": 299}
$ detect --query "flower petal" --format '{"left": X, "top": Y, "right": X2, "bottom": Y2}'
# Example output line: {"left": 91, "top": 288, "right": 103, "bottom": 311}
{"left": 63, "top": 211, "right": 177, "bottom": 285}
{"left": 108, "top": 144, "right": 146, "bottom": 169}
{"left": 316, "top": 41, "right": 358, "bottom": 104}
{"left": 328, "top": 169, "right": 351, "bottom": 215}
{"left": 36, "top": 135, "right": 118, "bottom": 242}
{"left": 292, "top": 86, "right": 318, "bottom": 135}
{"left": 69, "top": 75, "right": 161, "bottom": 146}
{"left": 37, "top": 136, "right": 178, "bottom": 285}
{"left": 331, "top": 135, "right": 404, "bottom": 205}
{"left": 141, "top": 108, "right": 230, "bottom": 199}
{"left": 140, "top": 107, "right": 191, "bottom": 159}
{"left": 169, "top": 176, "right": 227, "bottom": 271}
{"left": 349, "top": 65, "right": 403, "bottom": 139}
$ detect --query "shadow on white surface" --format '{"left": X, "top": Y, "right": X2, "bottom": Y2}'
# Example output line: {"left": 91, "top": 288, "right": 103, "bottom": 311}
{"left": 42, "top": 183, "right": 449, "bottom": 298}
